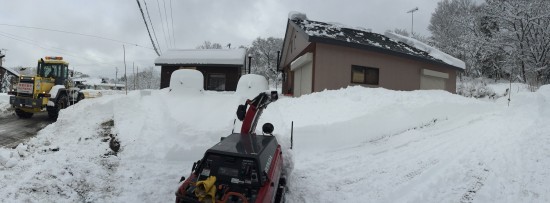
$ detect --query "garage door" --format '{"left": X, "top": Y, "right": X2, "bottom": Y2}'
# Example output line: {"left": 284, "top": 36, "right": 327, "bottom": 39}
{"left": 420, "top": 69, "right": 448, "bottom": 90}
{"left": 293, "top": 62, "right": 312, "bottom": 97}
{"left": 291, "top": 53, "right": 313, "bottom": 97}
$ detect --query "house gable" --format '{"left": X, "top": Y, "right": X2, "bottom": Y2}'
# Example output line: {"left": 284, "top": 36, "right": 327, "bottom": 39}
{"left": 280, "top": 20, "right": 312, "bottom": 69}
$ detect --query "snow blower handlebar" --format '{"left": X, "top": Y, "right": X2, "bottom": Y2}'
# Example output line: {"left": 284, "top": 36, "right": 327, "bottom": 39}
{"left": 236, "top": 91, "right": 278, "bottom": 135}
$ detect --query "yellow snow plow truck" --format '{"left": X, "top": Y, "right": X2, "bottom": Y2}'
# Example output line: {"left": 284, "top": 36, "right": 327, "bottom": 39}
{"left": 8, "top": 56, "right": 84, "bottom": 120}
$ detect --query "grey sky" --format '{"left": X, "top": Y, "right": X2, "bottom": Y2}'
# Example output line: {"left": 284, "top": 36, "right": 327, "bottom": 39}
{"left": 0, "top": 0, "right": 440, "bottom": 79}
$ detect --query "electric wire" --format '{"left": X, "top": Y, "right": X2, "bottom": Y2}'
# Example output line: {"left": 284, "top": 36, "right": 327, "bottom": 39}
{"left": 162, "top": 0, "right": 172, "bottom": 48}
{"left": 156, "top": 0, "right": 170, "bottom": 49}
{"left": 0, "top": 30, "right": 73, "bottom": 54}
{"left": 0, "top": 23, "right": 153, "bottom": 50}
{"left": 136, "top": 0, "right": 161, "bottom": 56}
{"left": 0, "top": 32, "right": 119, "bottom": 67}
{"left": 169, "top": 0, "right": 176, "bottom": 47}
{"left": 144, "top": 0, "right": 162, "bottom": 54}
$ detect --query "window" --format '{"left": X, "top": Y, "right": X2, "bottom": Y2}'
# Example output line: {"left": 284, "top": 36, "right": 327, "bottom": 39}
{"left": 207, "top": 73, "right": 226, "bottom": 91}
{"left": 351, "top": 65, "right": 379, "bottom": 85}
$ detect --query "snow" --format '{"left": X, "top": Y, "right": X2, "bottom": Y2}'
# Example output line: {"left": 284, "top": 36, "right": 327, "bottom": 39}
{"left": 235, "top": 74, "right": 268, "bottom": 99}
{"left": 2, "top": 67, "right": 20, "bottom": 77}
{"left": 288, "top": 11, "right": 307, "bottom": 20}
{"left": 154, "top": 49, "right": 246, "bottom": 65}
{"left": 0, "top": 93, "right": 12, "bottom": 118}
{"left": 384, "top": 31, "right": 466, "bottom": 69}
{"left": 1, "top": 81, "right": 550, "bottom": 202}
{"left": 169, "top": 69, "right": 204, "bottom": 95}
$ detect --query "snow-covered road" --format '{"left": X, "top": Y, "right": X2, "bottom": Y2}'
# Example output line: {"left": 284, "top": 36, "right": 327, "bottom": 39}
{"left": 0, "top": 113, "right": 53, "bottom": 148}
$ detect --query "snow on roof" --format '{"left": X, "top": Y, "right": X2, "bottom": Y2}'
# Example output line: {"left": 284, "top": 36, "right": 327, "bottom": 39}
{"left": 384, "top": 31, "right": 466, "bottom": 70}
{"left": 291, "top": 18, "right": 464, "bottom": 70}
{"left": 288, "top": 11, "right": 307, "bottom": 20}
{"left": 154, "top": 49, "right": 246, "bottom": 66}
{"left": 73, "top": 77, "right": 103, "bottom": 85}
{"left": 1, "top": 66, "right": 20, "bottom": 77}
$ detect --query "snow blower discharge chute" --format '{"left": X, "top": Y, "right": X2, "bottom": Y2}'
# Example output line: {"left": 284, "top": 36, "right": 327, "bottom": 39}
{"left": 176, "top": 91, "right": 287, "bottom": 203}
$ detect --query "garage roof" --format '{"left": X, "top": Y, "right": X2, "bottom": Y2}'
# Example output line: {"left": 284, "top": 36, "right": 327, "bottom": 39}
{"left": 154, "top": 49, "right": 246, "bottom": 66}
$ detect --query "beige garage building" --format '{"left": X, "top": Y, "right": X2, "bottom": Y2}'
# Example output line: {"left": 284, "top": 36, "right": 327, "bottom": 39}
{"left": 279, "top": 15, "right": 465, "bottom": 97}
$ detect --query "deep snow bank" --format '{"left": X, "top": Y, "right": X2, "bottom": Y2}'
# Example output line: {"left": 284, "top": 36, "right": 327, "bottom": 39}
{"left": 2, "top": 85, "right": 549, "bottom": 202}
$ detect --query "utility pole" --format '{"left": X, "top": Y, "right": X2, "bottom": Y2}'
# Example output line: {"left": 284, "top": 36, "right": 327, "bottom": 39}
{"left": 407, "top": 7, "right": 419, "bottom": 35}
{"left": 123, "top": 45, "right": 128, "bottom": 95}
{"left": 133, "top": 62, "right": 136, "bottom": 90}
{"left": 115, "top": 67, "right": 118, "bottom": 86}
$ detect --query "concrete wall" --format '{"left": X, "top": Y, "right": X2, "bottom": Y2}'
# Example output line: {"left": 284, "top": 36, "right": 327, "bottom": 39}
{"left": 314, "top": 43, "right": 457, "bottom": 93}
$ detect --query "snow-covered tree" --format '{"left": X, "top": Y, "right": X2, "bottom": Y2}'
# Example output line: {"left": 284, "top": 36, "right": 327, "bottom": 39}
{"left": 483, "top": 0, "right": 550, "bottom": 84}
{"left": 247, "top": 37, "right": 283, "bottom": 86}
{"left": 1, "top": 71, "right": 15, "bottom": 93}
{"left": 430, "top": 0, "right": 550, "bottom": 85}
{"left": 429, "top": 0, "right": 482, "bottom": 77}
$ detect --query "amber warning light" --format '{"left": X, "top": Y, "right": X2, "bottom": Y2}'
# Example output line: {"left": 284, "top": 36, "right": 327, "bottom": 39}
{"left": 45, "top": 56, "right": 63, "bottom": 60}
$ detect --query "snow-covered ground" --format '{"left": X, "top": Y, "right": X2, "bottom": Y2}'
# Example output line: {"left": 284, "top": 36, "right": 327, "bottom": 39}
{"left": 1, "top": 83, "right": 550, "bottom": 202}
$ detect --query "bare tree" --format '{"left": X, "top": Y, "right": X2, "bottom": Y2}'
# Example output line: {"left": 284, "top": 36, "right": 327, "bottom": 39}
{"left": 196, "top": 41, "right": 223, "bottom": 49}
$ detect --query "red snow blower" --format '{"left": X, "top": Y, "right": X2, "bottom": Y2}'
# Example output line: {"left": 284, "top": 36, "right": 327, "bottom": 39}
{"left": 176, "top": 91, "right": 286, "bottom": 203}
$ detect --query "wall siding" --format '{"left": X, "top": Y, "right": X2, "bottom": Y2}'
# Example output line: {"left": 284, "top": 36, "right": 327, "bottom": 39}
{"left": 314, "top": 43, "right": 457, "bottom": 93}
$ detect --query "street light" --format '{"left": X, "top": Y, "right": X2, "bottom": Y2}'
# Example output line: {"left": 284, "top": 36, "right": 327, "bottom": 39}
{"left": 248, "top": 54, "right": 252, "bottom": 74}
{"left": 407, "top": 7, "right": 419, "bottom": 34}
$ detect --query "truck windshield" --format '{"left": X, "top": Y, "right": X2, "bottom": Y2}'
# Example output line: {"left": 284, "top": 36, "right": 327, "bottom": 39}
{"left": 38, "top": 63, "right": 63, "bottom": 78}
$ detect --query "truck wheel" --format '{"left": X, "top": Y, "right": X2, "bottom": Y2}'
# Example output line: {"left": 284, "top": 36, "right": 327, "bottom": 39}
{"left": 76, "top": 93, "right": 85, "bottom": 103}
{"left": 48, "top": 94, "right": 68, "bottom": 120}
{"left": 15, "top": 108, "right": 33, "bottom": 119}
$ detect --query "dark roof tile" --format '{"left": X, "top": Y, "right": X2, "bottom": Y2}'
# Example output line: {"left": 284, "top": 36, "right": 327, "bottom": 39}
{"left": 292, "top": 19, "right": 453, "bottom": 68}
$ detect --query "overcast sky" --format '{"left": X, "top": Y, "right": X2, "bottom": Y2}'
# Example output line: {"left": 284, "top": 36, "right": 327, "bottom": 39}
{"left": 0, "top": 0, "right": 443, "bottom": 79}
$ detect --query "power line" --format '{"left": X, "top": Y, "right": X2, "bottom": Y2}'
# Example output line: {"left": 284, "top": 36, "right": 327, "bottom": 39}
{"left": 136, "top": 0, "right": 161, "bottom": 56}
{"left": 0, "top": 31, "right": 73, "bottom": 54}
{"left": 156, "top": 0, "right": 170, "bottom": 49}
{"left": 0, "top": 23, "right": 153, "bottom": 50}
{"left": 144, "top": 0, "right": 162, "bottom": 54}
{"left": 162, "top": 0, "right": 172, "bottom": 48}
{"left": 0, "top": 32, "right": 119, "bottom": 66}
{"left": 170, "top": 0, "right": 176, "bottom": 47}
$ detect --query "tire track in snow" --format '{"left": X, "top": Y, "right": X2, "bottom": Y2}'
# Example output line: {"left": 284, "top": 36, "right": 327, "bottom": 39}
{"left": 459, "top": 164, "right": 490, "bottom": 203}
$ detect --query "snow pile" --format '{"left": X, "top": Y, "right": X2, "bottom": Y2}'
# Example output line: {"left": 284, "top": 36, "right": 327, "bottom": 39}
{"left": 235, "top": 74, "right": 268, "bottom": 99}
{"left": 0, "top": 89, "right": 245, "bottom": 202}
{"left": 169, "top": 69, "right": 204, "bottom": 95}
{"left": 0, "top": 144, "right": 28, "bottom": 168}
{"left": 384, "top": 31, "right": 466, "bottom": 69}
{"left": 2, "top": 83, "right": 550, "bottom": 202}
{"left": 288, "top": 11, "right": 307, "bottom": 20}
{"left": 457, "top": 77, "right": 531, "bottom": 99}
